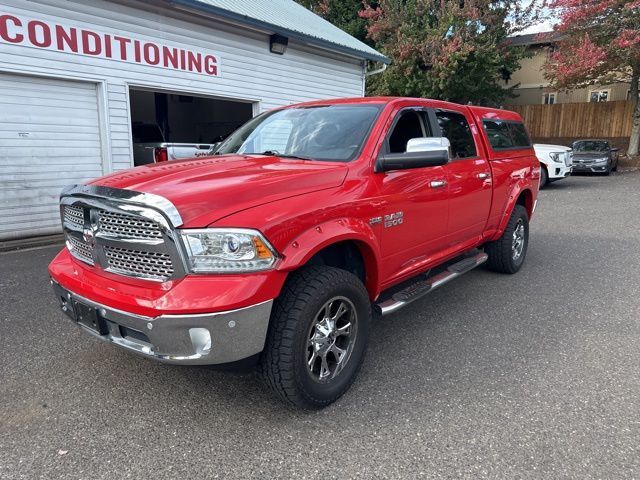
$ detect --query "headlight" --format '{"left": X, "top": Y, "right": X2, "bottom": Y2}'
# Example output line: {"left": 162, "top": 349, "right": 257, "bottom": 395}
{"left": 549, "top": 152, "right": 562, "bottom": 163}
{"left": 180, "top": 228, "right": 277, "bottom": 273}
{"left": 593, "top": 157, "right": 609, "bottom": 164}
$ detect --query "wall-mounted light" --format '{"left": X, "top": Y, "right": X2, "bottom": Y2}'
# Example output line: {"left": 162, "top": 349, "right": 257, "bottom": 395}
{"left": 270, "top": 34, "right": 288, "bottom": 55}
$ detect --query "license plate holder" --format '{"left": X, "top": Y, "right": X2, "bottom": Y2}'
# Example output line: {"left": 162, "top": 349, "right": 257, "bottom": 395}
{"left": 72, "top": 299, "right": 109, "bottom": 335}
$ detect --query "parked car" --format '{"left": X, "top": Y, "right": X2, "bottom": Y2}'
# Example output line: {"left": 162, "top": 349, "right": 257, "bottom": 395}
{"left": 571, "top": 139, "right": 619, "bottom": 175}
{"left": 534, "top": 143, "right": 573, "bottom": 188}
{"left": 132, "top": 122, "right": 218, "bottom": 166}
{"left": 49, "top": 97, "right": 539, "bottom": 409}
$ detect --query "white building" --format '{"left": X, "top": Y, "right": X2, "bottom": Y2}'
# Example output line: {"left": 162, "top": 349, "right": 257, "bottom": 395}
{"left": 0, "top": 0, "right": 387, "bottom": 240}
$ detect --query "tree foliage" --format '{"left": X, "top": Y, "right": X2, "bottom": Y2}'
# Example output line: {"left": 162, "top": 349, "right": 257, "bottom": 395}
{"left": 296, "top": 0, "right": 371, "bottom": 44}
{"left": 297, "top": 0, "right": 540, "bottom": 106}
{"left": 543, "top": 0, "right": 640, "bottom": 155}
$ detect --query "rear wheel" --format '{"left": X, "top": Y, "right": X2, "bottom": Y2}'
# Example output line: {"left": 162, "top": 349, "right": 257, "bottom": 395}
{"left": 485, "top": 204, "right": 529, "bottom": 274}
{"left": 259, "top": 266, "right": 371, "bottom": 409}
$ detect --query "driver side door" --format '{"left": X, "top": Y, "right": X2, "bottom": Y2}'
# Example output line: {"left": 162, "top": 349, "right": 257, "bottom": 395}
{"left": 374, "top": 107, "right": 450, "bottom": 286}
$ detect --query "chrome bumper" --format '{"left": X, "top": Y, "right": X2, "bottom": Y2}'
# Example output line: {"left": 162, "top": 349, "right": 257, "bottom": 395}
{"left": 51, "top": 280, "right": 273, "bottom": 365}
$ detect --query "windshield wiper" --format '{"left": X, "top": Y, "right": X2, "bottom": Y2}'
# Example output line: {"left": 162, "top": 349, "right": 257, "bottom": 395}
{"left": 246, "top": 150, "right": 315, "bottom": 161}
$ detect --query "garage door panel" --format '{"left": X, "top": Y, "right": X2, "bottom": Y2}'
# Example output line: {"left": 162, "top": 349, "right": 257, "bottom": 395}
{"left": 0, "top": 125, "right": 101, "bottom": 136}
{"left": 2, "top": 110, "right": 101, "bottom": 125}
{"left": 0, "top": 139, "right": 102, "bottom": 148}
{"left": 0, "top": 73, "right": 103, "bottom": 240}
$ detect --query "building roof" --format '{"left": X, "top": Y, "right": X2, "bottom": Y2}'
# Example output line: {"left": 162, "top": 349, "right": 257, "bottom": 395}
{"left": 506, "top": 31, "right": 563, "bottom": 47}
{"left": 168, "top": 0, "right": 390, "bottom": 63}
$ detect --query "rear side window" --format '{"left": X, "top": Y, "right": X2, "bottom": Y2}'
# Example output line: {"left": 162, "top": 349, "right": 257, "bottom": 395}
{"left": 482, "top": 120, "right": 531, "bottom": 150}
{"left": 435, "top": 110, "right": 476, "bottom": 159}
{"left": 508, "top": 123, "right": 532, "bottom": 147}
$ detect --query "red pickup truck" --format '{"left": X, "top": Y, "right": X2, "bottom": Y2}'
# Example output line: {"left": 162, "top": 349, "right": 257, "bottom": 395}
{"left": 49, "top": 97, "right": 539, "bottom": 408}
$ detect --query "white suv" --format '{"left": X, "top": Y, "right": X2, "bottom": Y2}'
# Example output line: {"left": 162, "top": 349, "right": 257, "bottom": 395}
{"left": 534, "top": 144, "right": 573, "bottom": 188}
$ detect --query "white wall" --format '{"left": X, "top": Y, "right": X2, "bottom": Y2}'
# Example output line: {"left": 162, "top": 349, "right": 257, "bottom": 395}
{"left": 0, "top": 0, "right": 366, "bottom": 173}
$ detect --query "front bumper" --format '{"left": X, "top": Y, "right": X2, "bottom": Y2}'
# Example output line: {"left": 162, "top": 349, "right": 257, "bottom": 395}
{"left": 51, "top": 279, "right": 273, "bottom": 365}
{"left": 572, "top": 163, "right": 609, "bottom": 173}
{"left": 548, "top": 163, "right": 573, "bottom": 180}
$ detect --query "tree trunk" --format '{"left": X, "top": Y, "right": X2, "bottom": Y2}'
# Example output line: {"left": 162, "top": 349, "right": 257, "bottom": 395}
{"left": 628, "top": 67, "right": 640, "bottom": 157}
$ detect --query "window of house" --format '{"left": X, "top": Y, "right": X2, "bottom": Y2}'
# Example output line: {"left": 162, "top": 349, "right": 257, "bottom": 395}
{"left": 589, "top": 89, "right": 610, "bottom": 102}
{"left": 542, "top": 92, "right": 557, "bottom": 105}
{"left": 435, "top": 110, "right": 476, "bottom": 159}
{"left": 388, "top": 110, "right": 428, "bottom": 153}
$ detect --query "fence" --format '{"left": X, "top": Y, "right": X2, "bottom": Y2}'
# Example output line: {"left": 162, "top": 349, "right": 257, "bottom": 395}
{"left": 505, "top": 100, "right": 635, "bottom": 138}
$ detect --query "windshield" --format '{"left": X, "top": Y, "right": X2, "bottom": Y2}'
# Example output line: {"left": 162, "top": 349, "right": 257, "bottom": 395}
{"left": 214, "top": 105, "right": 382, "bottom": 162}
{"left": 573, "top": 141, "right": 608, "bottom": 152}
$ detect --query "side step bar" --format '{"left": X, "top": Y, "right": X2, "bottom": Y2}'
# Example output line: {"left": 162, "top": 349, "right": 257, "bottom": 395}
{"left": 375, "top": 251, "right": 488, "bottom": 316}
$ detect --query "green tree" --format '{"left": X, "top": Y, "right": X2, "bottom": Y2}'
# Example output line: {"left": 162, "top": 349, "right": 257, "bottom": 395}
{"left": 543, "top": 0, "right": 640, "bottom": 156}
{"left": 360, "top": 0, "right": 537, "bottom": 105}
{"left": 296, "top": 0, "right": 371, "bottom": 44}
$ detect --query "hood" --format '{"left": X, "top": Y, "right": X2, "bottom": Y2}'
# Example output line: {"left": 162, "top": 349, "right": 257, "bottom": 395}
{"left": 91, "top": 154, "right": 349, "bottom": 227}
{"left": 533, "top": 144, "right": 572, "bottom": 153}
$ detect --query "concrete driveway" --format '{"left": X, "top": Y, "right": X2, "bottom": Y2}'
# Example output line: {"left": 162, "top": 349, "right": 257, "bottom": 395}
{"left": 1, "top": 173, "right": 639, "bottom": 479}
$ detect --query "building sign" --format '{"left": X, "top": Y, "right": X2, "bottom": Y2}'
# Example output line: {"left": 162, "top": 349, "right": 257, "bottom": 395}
{"left": 0, "top": 13, "right": 220, "bottom": 77}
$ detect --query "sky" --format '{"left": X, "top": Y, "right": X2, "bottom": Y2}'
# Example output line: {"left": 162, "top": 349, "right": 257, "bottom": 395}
{"left": 515, "top": 1, "right": 558, "bottom": 35}
{"left": 519, "top": 17, "right": 557, "bottom": 34}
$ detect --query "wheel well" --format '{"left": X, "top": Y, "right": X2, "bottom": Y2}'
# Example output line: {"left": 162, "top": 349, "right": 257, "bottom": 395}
{"left": 306, "top": 241, "right": 365, "bottom": 282}
{"left": 516, "top": 189, "right": 533, "bottom": 218}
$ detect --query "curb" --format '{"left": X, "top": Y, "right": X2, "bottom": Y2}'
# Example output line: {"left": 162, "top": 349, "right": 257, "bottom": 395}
{"left": 0, "top": 234, "right": 65, "bottom": 253}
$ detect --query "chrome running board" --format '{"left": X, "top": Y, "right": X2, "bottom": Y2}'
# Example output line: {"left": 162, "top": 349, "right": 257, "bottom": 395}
{"left": 375, "top": 251, "right": 488, "bottom": 316}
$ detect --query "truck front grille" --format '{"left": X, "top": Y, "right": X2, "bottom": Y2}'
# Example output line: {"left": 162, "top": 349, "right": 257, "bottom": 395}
{"left": 104, "top": 246, "right": 174, "bottom": 281}
{"left": 64, "top": 205, "right": 84, "bottom": 230}
{"left": 97, "top": 209, "right": 163, "bottom": 240}
{"left": 60, "top": 195, "right": 183, "bottom": 282}
{"left": 565, "top": 152, "right": 573, "bottom": 166}
{"left": 67, "top": 235, "right": 94, "bottom": 265}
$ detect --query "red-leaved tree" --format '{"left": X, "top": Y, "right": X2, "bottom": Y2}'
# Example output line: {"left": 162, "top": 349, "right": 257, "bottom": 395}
{"left": 544, "top": 0, "right": 640, "bottom": 156}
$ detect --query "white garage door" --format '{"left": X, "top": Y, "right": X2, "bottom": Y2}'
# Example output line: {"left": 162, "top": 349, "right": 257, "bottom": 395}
{"left": 0, "top": 74, "right": 103, "bottom": 240}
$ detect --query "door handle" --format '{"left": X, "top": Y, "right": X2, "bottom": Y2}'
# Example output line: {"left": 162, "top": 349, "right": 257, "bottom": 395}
{"left": 477, "top": 172, "right": 491, "bottom": 179}
{"left": 430, "top": 180, "right": 447, "bottom": 188}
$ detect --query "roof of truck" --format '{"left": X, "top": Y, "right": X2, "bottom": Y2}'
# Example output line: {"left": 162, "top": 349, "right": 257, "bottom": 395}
{"left": 280, "top": 97, "right": 524, "bottom": 121}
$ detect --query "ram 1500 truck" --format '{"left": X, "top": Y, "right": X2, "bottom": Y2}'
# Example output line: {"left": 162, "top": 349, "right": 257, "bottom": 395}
{"left": 49, "top": 97, "right": 539, "bottom": 408}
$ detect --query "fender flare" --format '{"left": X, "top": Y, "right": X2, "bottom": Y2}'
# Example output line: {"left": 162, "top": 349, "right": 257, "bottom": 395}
{"left": 493, "top": 181, "right": 534, "bottom": 241}
{"left": 277, "top": 218, "right": 382, "bottom": 299}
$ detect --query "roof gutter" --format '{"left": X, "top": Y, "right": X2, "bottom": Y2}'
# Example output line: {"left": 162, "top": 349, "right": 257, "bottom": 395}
{"left": 167, "top": 0, "right": 390, "bottom": 64}
{"left": 365, "top": 63, "right": 387, "bottom": 77}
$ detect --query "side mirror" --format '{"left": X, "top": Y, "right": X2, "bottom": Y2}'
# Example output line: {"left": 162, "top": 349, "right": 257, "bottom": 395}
{"left": 376, "top": 137, "right": 450, "bottom": 173}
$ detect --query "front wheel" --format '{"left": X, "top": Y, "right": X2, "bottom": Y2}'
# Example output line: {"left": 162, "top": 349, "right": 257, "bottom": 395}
{"left": 485, "top": 204, "right": 529, "bottom": 274}
{"left": 259, "top": 266, "right": 371, "bottom": 409}
{"left": 539, "top": 165, "right": 549, "bottom": 189}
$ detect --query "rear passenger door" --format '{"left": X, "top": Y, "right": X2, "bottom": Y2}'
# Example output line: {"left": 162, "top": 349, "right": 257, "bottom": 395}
{"left": 436, "top": 108, "right": 492, "bottom": 247}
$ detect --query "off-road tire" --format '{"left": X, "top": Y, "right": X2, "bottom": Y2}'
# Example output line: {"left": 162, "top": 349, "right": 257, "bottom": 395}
{"left": 485, "top": 204, "right": 529, "bottom": 274}
{"left": 258, "top": 266, "right": 371, "bottom": 409}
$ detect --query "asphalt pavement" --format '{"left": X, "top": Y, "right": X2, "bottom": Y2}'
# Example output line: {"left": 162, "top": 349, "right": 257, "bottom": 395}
{"left": 1, "top": 172, "right": 639, "bottom": 479}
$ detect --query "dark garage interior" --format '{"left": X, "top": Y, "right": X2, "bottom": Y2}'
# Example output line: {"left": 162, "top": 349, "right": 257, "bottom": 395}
{"left": 129, "top": 88, "right": 254, "bottom": 144}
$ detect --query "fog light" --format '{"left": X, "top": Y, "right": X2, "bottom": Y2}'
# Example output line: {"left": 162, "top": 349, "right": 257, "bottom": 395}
{"left": 189, "top": 328, "right": 212, "bottom": 355}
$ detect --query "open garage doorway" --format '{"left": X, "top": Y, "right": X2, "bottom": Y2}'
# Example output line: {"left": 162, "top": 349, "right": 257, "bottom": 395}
{"left": 129, "top": 88, "right": 254, "bottom": 165}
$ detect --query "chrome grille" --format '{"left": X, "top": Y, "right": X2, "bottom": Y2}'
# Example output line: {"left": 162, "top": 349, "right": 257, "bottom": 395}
{"left": 67, "top": 235, "right": 94, "bottom": 265}
{"left": 104, "top": 246, "right": 174, "bottom": 281}
{"left": 60, "top": 189, "right": 183, "bottom": 282}
{"left": 565, "top": 152, "right": 573, "bottom": 167}
{"left": 64, "top": 205, "right": 84, "bottom": 230}
{"left": 97, "top": 209, "right": 163, "bottom": 240}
